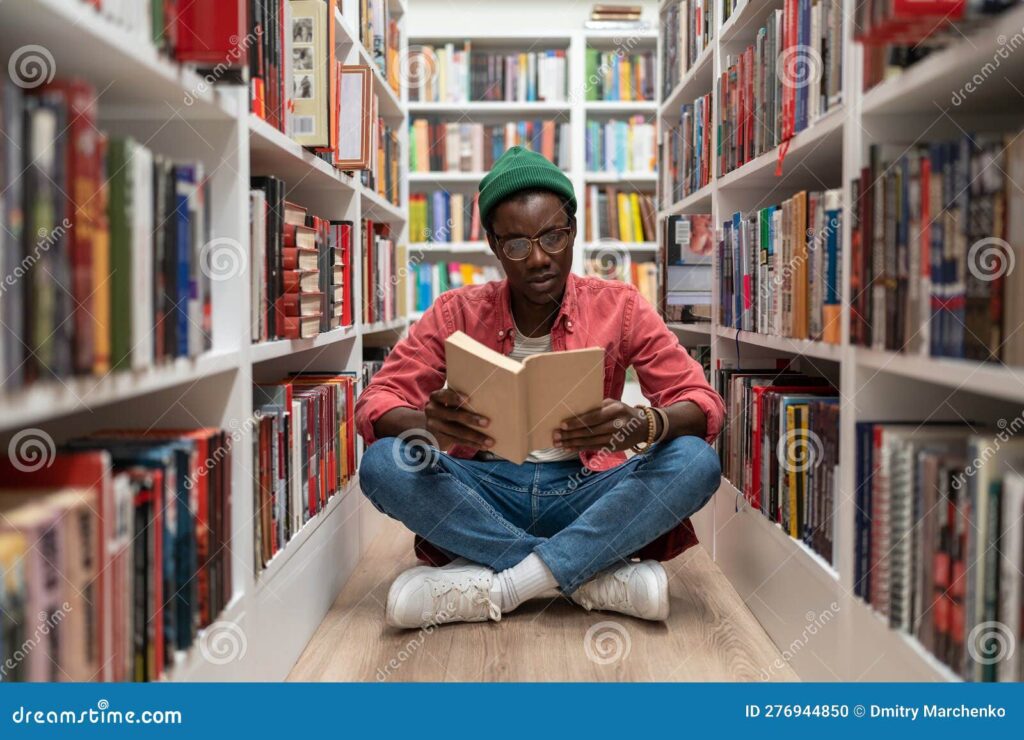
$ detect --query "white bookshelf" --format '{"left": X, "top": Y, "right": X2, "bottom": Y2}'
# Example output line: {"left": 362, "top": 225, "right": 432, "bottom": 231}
{"left": 658, "top": 0, "right": 1024, "bottom": 681}
{"left": 404, "top": 5, "right": 661, "bottom": 306}
{"left": 0, "top": 0, "right": 406, "bottom": 681}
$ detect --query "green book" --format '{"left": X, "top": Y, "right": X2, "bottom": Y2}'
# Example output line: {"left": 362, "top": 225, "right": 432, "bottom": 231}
{"left": 107, "top": 138, "right": 134, "bottom": 370}
{"left": 585, "top": 49, "right": 600, "bottom": 102}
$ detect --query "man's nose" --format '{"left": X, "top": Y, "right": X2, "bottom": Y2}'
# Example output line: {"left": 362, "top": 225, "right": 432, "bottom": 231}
{"left": 526, "top": 240, "right": 552, "bottom": 270}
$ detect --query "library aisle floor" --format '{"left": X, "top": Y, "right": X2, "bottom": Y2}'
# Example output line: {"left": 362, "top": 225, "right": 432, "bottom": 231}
{"left": 288, "top": 517, "right": 797, "bottom": 682}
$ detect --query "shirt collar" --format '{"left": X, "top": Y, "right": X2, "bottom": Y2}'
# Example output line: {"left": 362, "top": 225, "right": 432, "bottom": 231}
{"left": 496, "top": 272, "right": 578, "bottom": 338}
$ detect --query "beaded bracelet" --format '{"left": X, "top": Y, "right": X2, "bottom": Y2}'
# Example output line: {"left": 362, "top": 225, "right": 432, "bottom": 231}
{"left": 631, "top": 405, "right": 658, "bottom": 453}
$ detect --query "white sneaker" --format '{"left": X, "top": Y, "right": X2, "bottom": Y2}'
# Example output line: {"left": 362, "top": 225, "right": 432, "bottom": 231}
{"left": 571, "top": 560, "right": 669, "bottom": 621}
{"left": 385, "top": 562, "right": 502, "bottom": 629}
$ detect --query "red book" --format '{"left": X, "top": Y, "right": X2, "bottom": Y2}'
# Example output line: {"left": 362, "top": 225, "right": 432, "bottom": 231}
{"left": 283, "top": 269, "right": 320, "bottom": 293}
{"left": 283, "top": 247, "right": 319, "bottom": 271}
{"left": 281, "top": 291, "right": 324, "bottom": 317}
{"left": 169, "top": 0, "right": 248, "bottom": 66}
{"left": 282, "top": 315, "right": 322, "bottom": 339}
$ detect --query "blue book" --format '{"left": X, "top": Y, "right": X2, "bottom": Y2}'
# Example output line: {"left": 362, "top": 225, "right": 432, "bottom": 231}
{"left": 431, "top": 191, "right": 446, "bottom": 242}
{"left": 173, "top": 167, "right": 193, "bottom": 358}
{"left": 732, "top": 212, "right": 742, "bottom": 328}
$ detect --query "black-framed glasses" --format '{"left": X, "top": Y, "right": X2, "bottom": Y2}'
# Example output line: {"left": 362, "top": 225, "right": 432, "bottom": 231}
{"left": 494, "top": 226, "right": 574, "bottom": 261}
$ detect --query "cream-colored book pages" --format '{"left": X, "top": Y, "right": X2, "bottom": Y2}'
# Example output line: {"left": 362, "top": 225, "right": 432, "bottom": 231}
{"left": 523, "top": 348, "right": 604, "bottom": 452}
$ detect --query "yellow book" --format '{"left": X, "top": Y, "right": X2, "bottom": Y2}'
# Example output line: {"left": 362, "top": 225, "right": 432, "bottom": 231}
{"left": 617, "top": 193, "right": 632, "bottom": 242}
{"left": 460, "top": 263, "right": 476, "bottom": 286}
{"left": 629, "top": 192, "right": 643, "bottom": 243}
{"left": 621, "top": 59, "right": 631, "bottom": 101}
{"left": 93, "top": 225, "right": 111, "bottom": 374}
{"left": 396, "top": 244, "right": 408, "bottom": 318}
{"left": 451, "top": 193, "right": 464, "bottom": 242}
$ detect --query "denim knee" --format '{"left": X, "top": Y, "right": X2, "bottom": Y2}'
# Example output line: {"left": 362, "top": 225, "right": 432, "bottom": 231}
{"left": 358, "top": 437, "right": 401, "bottom": 505}
{"left": 655, "top": 435, "right": 722, "bottom": 502}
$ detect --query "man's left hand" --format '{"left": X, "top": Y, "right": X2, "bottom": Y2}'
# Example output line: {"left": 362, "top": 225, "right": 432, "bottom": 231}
{"left": 554, "top": 399, "right": 649, "bottom": 452}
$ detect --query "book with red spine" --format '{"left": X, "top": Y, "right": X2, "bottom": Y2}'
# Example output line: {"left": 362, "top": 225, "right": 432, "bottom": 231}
{"left": 169, "top": 0, "right": 248, "bottom": 67}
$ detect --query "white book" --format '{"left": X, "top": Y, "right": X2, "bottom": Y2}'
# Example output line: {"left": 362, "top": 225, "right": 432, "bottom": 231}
{"left": 130, "top": 143, "right": 154, "bottom": 370}
{"left": 999, "top": 472, "right": 1024, "bottom": 682}
{"left": 249, "top": 189, "right": 267, "bottom": 342}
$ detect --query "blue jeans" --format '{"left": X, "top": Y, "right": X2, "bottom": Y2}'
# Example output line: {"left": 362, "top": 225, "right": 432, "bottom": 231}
{"left": 358, "top": 435, "right": 721, "bottom": 593}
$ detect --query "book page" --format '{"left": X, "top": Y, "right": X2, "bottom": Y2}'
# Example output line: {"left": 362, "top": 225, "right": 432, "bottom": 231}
{"left": 444, "top": 331, "right": 526, "bottom": 462}
{"left": 522, "top": 348, "right": 604, "bottom": 452}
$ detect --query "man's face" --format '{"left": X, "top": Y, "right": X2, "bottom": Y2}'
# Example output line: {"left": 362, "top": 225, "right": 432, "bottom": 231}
{"left": 486, "top": 191, "right": 575, "bottom": 307}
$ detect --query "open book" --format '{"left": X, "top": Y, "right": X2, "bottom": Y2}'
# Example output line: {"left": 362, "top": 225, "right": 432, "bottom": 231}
{"left": 444, "top": 331, "right": 604, "bottom": 464}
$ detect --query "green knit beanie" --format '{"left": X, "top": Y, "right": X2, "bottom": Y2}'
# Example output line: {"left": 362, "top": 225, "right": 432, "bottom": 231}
{"left": 478, "top": 146, "right": 577, "bottom": 227}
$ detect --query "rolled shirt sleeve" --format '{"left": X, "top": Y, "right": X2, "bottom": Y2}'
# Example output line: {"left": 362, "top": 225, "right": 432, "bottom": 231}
{"left": 623, "top": 287, "right": 725, "bottom": 444}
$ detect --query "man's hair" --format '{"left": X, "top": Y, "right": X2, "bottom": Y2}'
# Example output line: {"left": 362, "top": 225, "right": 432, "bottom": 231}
{"left": 481, "top": 187, "right": 575, "bottom": 236}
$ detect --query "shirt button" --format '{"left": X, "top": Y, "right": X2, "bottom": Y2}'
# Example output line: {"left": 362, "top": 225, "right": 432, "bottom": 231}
{"left": 566, "top": 320, "right": 573, "bottom": 329}
{"left": 498, "top": 330, "right": 504, "bottom": 338}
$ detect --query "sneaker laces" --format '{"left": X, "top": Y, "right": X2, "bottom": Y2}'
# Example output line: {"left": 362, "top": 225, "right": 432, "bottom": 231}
{"left": 427, "top": 571, "right": 502, "bottom": 623}
{"left": 576, "top": 568, "right": 632, "bottom": 611}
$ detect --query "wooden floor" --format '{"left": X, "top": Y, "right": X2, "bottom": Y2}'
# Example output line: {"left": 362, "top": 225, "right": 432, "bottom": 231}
{"left": 288, "top": 517, "right": 799, "bottom": 682}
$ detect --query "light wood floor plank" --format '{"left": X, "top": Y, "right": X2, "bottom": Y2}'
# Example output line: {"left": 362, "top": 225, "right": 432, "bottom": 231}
{"left": 288, "top": 517, "right": 799, "bottom": 681}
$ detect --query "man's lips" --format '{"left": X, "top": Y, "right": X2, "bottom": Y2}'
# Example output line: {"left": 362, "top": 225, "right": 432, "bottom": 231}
{"left": 526, "top": 273, "right": 558, "bottom": 287}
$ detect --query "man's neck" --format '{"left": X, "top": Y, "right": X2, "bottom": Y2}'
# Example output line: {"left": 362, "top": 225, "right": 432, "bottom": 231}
{"left": 510, "top": 290, "right": 562, "bottom": 338}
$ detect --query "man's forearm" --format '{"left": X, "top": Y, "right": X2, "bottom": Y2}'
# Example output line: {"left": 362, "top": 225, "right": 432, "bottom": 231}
{"left": 660, "top": 400, "right": 708, "bottom": 441}
{"left": 373, "top": 406, "right": 428, "bottom": 440}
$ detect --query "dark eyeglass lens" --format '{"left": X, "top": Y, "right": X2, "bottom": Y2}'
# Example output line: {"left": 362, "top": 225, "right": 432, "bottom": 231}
{"left": 539, "top": 230, "right": 567, "bottom": 252}
{"left": 503, "top": 238, "right": 531, "bottom": 258}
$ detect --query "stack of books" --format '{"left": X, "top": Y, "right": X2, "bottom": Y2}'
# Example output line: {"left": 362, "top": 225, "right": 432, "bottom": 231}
{"left": 717, "top": 367, "right": 839, "bottom": 563}
{"left": 410, "top": 190, "right": 483, "bottom": 244}
{"left": 408, "top": 44, "right": 568, "bottom": 103}
{"left": 718, "top": 0, "right": 844, "bottom": 177}
{"left": 414, "top": 263, "right": 501, "bottom": 311}
{"left": 363, "top": 117, "right": 401, "bottom": 206}
{"left": 249, "top": 178, "right": 353, "bottom": 342}
{"left": 855, "top": 422, "right": 1024, "bottom": 682}
{"left": 362, "top": 221, "right": 401, "bottom": 324}
{"left": 0, "top": 80, "right": 212, "bottom": 390}
{"left": 585, "top": 4, "right": 648, "bottom": 30}
{"left": 583, "top": 49, "right": 655, "bottom": 101}
{"left": 659, "top": 0, "right": 715, "bottom": 98}
{"left": 660, "top": 92, "right": 712, "bottom": 206}
{"left": 583, "top": 186, "right": 657, "bottom": 243}
{"left": 662, "top": 214, "right": 713, "bottom": 323}
{"left": 410, "top": 118, "right": 571, "bottom": 171}
{"left": 0, "top": 429, "right": 233, "bottom": 682}
{"left": 718, "top": 189, "right": 843, "bottom": 344}
{"left": 851, "top": 136, "right": 1024, "bottom": 365}
{"left": 585, "top": 117, "right": 656, "bottom": 174}
{"left": 253, "top": 374, "right": 358, "bottom": 573}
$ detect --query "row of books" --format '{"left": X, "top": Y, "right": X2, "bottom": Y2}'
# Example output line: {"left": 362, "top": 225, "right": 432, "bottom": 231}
{"left": 582, "top": 49, "right": 655, "bottom": 102}
{"left": 855, "top": 422, "right": 1024, "bottom": 682}
{"left": 662, "top": 214, "right": 713, "bottom": 324}
{"left": 0, "top": 80, "right": 212, "bottom": 390}
{"left": 339, "top": 0, "right": 401, "bottom": 93}
{"left": 659, "top": 92, "right": 712, "bottom": 206}
{"left": 413, "top": 262, "right": 501, "bottom": 312}
{"left": 408, "top": 44, "right": 569, "bottom": 103}
{"left": 249, "top": 178, "right": 353, "bottom": 342}
{"left": 718, "top": 0, "right": 844, "bottom": 177}
{"left": 410, "top": 190, "right": 483, "bottom": 244}
{"left": 410, "top": 119, "right": 571, "bottom": 172}
{"left": 857, "top": 3, "right": 1018, "bottom": 95}
{"left": 585, "top": 117, "right": 656, "bottom": 175}
{"left": 362, "top": 221, "right": 401, "bottom": 324}
{"left": 0, "top": 428, "right": 232, "bottom": 682}
{"left": 851, "top": 135, "right": 1024, "bottom": 366}
{"left": 361, "top": 346, "right": 392, "bottom": 387}
{"left": 585, "top": 258, "right": 658, "bottom": 307}
{"left": 249, "top": 2, "right": 387, "bottom": 178}
{"left": 719, "top": 189, "right": 843, "bottom": 344}
{"left": 584, "top": 186, "right": 658, "bottom": 244}
{"left": 718, "top": 366, "right": 839, "bottom": 563}
{"left": 253, "top": 375, "right": 357, "bottom": 572}
{"left": 660, "top": 0, "right": 716, "bottom": 99}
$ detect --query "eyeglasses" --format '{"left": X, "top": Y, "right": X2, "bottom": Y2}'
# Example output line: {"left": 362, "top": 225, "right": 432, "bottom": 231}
{"left": 494, "top": 226, "right": 573, "bottom": 261}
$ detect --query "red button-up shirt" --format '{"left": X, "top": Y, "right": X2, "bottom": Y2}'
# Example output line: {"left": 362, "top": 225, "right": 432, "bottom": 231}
{"left": 355, "top": 272, "right": 725, "bottom": 561}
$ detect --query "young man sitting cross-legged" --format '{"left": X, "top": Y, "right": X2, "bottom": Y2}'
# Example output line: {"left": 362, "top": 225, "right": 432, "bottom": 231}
{"left": 356, "top": 146, "right": 724, "bottom": 628}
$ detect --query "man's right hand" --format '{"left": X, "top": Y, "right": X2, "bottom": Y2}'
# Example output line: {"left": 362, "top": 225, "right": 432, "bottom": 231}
{"left": 424, "top": 388, "right": 493, "bottom": 450}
